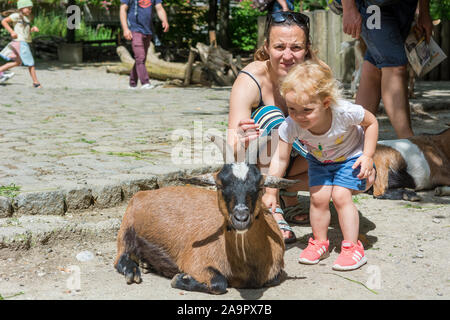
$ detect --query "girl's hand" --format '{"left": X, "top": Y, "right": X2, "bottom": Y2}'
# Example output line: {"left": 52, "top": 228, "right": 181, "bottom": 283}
{"left": 353, "top": 154, "right": 374, "bottom": 180}
{"left": 31, "top": 26, "right": 39, "bottom": 33}
{"left": 237, "top": 119, "right": 260, "bottom": 146}
{"left": 11, "top": 31, "right": 18, "bottom": 39}
{"left": 262, "top": 191, "right": 278, "bottom": 214}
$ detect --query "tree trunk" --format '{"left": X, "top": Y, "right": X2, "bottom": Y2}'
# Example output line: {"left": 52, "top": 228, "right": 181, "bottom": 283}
{"left": 218, "top": 0, "right": 230, "bottom": 49}
{"left": 67, "top": 0, "right": 76, "bottom": 43}
{"left": 108, "top": 45, "right": 208, "bottom": 85}
{"left": 208, "top": 0, "right": 218, "bottom": 32}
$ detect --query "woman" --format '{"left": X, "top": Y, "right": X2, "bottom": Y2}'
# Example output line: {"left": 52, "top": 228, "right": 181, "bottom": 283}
{"left": 228, "top": 11, "right": 326, "bottom": 243}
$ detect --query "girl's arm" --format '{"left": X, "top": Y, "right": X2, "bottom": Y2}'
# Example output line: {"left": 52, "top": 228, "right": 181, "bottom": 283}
{"left": 1, "top": 17, "right": 17, "bottom": 39}
{"left": 262, "top": 139, "right": 293, "bottom": 212}
{"left": 353, "top": 109, "right": 378, "bottom": 179}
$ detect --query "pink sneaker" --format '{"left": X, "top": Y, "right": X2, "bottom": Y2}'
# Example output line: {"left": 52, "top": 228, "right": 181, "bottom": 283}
{"left": 298, "top": 238, "right": 329, "bottom": 264}
{"left": 332, "top": 240, "right": 367, "bottom": 271}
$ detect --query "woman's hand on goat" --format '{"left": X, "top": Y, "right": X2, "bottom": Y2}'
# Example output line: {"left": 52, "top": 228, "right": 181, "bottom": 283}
{"left": 262, "top": 190, "right": 278, "bottom": 214}
{"left": 237, "top": 119, "right": 260, "bottom": 146}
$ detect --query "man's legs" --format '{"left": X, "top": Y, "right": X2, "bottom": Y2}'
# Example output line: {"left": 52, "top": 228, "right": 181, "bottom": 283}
{"left": 355, "top": 60, "right": 382, "bottom": 115}
{"left": 381, "top": 65, "right": 414, "bottom": 138}
{"left": 130, "top": 32, "right": 151, "bottom": 86}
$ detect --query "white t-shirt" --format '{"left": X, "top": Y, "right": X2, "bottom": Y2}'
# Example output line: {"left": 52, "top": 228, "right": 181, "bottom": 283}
{"left": 9, "top": 13, "right": 31, "bottom": 43}
{"left": 279, "top": 100, "right": 365, "bottom": 163}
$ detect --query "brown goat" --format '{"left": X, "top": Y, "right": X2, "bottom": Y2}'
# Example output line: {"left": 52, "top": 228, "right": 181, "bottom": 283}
{"left": 372, "top": 128, "right": 450, "bottom": 200}
{"left": 114, "top": 136, "right": 296, "bottom": 294}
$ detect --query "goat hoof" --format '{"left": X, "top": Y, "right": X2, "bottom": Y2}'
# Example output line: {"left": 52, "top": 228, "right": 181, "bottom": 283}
{"left": 125, "top": 268, "right": 142, "bottom": 285}
{"left": 171, "top": 273, "right": 220, "bottom": 294}
{"left": 116, "top": 253, "right": 142, "bottom": 284}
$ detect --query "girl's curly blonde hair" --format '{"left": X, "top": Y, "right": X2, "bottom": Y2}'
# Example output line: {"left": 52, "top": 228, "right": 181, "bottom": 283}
{"left": 280, "top": 60, "right": 342, "bottom": 106}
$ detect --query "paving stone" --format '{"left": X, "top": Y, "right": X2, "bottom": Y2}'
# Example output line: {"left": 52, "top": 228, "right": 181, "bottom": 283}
{"left": 13, "top": 191, "right": 65, "bottom": 216}
{"left": 0, "top": 197, "right": 13, "bottom": 218}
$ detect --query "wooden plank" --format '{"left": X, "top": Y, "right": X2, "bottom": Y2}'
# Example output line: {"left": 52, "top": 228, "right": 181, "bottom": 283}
{"left": 313, "top": 10, "right": 328, "bottom": 63}
{"left": 327, "top": 11, "right": 343, "bottom": 79}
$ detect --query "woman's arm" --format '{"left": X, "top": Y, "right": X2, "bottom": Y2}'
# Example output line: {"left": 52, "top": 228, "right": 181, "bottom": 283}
{"left": 227, "top": 69, "right": 264, "bottom": 154}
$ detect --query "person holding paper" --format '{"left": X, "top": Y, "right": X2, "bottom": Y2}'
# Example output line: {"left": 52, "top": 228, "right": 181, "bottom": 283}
{"left": 340, "top": 0, "right": 433, "bottom": 139}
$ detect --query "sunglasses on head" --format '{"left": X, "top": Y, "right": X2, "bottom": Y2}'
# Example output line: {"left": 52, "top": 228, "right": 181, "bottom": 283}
{"left": 268, "top": 11, "right": 310, "bottom": 30}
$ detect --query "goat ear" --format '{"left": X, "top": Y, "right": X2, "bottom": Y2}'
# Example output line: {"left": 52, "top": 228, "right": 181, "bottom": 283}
{"left": 262, "top": 175, "right": 300, "bottom": 189}
{"left": 180, "top": 173, "right": 218, "bottom": 187}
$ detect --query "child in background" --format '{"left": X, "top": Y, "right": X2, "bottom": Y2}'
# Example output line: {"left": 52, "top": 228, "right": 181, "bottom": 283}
{"left": 119, "top": 0, "right": 169, "bottom": 89}
{"left": 0, "top": 0, "right": 41, "bottom": 88}
{"left": 262, "top": 60, "right": 378, "bottom": 271}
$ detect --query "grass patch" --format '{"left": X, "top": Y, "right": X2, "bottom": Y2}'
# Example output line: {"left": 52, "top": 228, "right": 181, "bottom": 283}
{"left": 0, "top": 184, "right": 21, "bottom": 198}
{"left": 0, "top": 292, "right": 24, "bottom": 300}
{"left": 326, "top": 273, "right": 378, "bottom": 295}
{"left": 80, "top": 138, "right": 96, "bottom": 144}
{"left": 107, "top": 151, "right": 156, "bottom": 160}
{"left": 403, "top": 203, "right": 423, "bottom": 209}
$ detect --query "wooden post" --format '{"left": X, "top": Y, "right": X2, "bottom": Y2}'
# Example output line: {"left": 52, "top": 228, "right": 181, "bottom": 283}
{"left": 327, "top": 11, "right": 343, "bottom": 79}
{"left": 257, "top": 15, "right": 267, "bottom": 50}
{"left": 184, "top": 47, "right": 198, "bottom": 86}
{"left": 313, "top": 10, "right": 328, "bottom": 63}
{"left": 67, "top": 0, "right": 76, "bottom": 43}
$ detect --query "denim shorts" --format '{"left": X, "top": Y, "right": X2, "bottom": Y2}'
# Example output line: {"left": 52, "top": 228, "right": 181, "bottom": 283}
{"left": 307, "top": 153, "right": 367, "bottom": 191}
{"left": 357, "top": 0, "right": 418, "bottom": 68}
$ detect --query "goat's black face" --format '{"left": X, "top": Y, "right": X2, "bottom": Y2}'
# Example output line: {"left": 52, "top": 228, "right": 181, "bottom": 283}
{"left": 217, "top": 163, "right": 262, "bottom": 231}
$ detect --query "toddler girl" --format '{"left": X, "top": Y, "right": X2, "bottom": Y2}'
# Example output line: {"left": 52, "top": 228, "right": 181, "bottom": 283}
{"left": 262, "top": 60, "right": 378, "bottom": 271}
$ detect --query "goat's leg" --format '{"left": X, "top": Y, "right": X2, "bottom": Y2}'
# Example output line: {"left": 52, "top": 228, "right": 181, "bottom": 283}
{"left": 263, "top": 270, "right": 284, "bottom": 287}
{"left": 115, "top": 253, "right": 142, "bottom": 285}
{"left": 171, "top": 269, "right": 228, "bottom": 295}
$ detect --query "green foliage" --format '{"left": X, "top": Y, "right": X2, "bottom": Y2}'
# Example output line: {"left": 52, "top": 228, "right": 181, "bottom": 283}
{"left": 154, "top": 0, "right": 208, "bottom": 47}
{"left": 0, "top": 183, "right": 21, "bottom": 198}
{"left": 31, "top": 11, "right": 117, "bottom": 42}
{"left": 295, "top": 0, "right": 329, "bottom": 11}
{"left": 430, "top": 0, "right": 450, "bottom": 20}
{"left": 229, "top": 0, "right": 265, "bottom": 52}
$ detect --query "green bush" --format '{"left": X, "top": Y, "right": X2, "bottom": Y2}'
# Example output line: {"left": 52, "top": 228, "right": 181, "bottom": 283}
{"left": 229, "top": 0, "right": 265, "bottom": 52}
{"left": 31, "top": 11, "right": 116, "bottom": 42}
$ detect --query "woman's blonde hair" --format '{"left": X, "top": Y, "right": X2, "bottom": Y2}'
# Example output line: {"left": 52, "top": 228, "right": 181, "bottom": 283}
{"left": 280, "top": 60, "right": 342, "bottom": 106}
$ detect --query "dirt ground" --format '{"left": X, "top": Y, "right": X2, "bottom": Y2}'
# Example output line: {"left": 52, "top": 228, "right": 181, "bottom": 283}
{"left": 0, "top": 189, "right": 448, "bottom": 301}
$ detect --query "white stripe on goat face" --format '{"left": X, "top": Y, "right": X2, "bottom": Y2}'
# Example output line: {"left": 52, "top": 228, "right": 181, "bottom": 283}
{"left": 232, "top": 162, "right": 249, "bottom": 180}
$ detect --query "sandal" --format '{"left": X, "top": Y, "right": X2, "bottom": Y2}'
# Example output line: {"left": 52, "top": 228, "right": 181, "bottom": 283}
{"left": 273, "top": 207, "right": 297, "bottom": 244}
{"left": 279, "top": 191, "right": 310, "bottom": 225}
{"left": 33, "top": 83, "right": 41, "bottom": 88}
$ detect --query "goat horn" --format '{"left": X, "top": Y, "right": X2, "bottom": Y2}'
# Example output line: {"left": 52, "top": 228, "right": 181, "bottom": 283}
{"left": 208, "top": 134, "right": 235, "bottom": 164}
{"left": 180, "top": 173, "right": 217, "bottom": 186}
{"left": 263, "top": 175, "right": 300, "bottom": 189}
{"left": 246, "top": 135, "right": 271, "bottom": 164}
